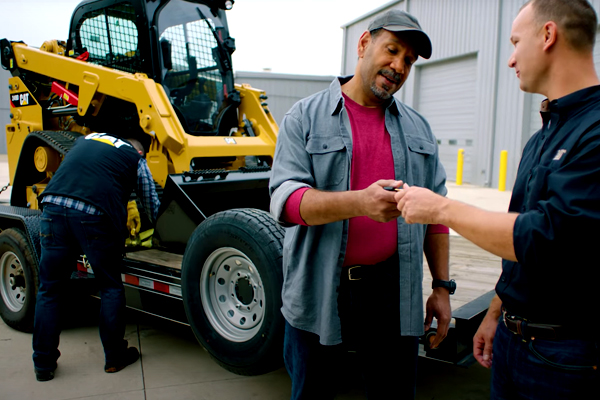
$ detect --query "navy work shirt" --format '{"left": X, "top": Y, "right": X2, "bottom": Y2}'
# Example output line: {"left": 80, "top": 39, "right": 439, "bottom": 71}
{"left": 496, "top": 86, "right": 600, "bottom": 327}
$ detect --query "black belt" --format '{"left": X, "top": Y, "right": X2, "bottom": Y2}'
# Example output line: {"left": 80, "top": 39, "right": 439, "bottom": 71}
{"left": 502, "top": 308, "right": 573, "bottom": 341}
{"left": 343, "top": 255, "right": 398, "bottom": 281}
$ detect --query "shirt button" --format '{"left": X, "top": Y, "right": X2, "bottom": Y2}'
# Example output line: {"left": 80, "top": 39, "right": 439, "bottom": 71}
{"left": 323, "top": 144, "right": 328, "bottom": 149}
{"left": 501, "top": 277, "right": 506, "bottom": 282}
{"left": 419, "top": 145, "right": 424, "bottom": 150}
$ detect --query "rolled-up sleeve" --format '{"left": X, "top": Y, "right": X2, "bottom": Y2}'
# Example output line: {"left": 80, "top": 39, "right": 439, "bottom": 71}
{"left": 514, "top": 136, "right": 600, "bottom": 266}
{"left": 269, "top": 107, "right": 313, "bottom": 226}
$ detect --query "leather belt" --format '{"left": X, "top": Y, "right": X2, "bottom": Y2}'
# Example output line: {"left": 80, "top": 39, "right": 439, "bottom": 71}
{"left": 343, "top": 254, "right": 398, "bottom": 282}
{"left": 502, "top": 308, "right": 570, "bottom": 341}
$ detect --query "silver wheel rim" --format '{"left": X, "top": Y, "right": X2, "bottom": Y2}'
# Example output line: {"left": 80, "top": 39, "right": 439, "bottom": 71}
{"left": 0, "top": 251, "right": 26, "bottom": 313}
{"left": 200, "top": 247, "right": 265, "bottom": 342}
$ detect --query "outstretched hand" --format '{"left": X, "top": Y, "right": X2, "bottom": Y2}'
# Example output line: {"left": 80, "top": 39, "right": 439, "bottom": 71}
{"left": 394, "top": 184, "right": 448, "bottom": 225}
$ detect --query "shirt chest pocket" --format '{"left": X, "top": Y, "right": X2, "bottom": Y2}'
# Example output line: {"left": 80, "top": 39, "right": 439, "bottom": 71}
{"left": 306, "top": 135, "right": 348, "bottom": 189}
{"left": 406, "top": 136, "right": 436, "bottom": 183}
{"left": 525, "top": 165, "right": 554, "bottom": 210}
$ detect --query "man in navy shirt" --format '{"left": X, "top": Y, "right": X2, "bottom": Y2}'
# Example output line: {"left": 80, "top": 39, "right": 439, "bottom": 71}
{"left": 32, "top": 134, "right": 160, "bottom": 381}
{"left": 394, "top": 0, "right": 599, "bottom": 398}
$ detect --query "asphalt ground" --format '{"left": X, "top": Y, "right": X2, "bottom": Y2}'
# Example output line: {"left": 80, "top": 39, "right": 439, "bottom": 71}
{"left": 0, "top": 154, "right": 511, "bottom": 399}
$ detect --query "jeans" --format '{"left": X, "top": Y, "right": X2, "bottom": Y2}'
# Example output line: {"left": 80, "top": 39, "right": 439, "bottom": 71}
{"left": 32, "top": 204, "right": 128, "bottom": 371}
{"left": 284, "top": 257, "right": 419, "bottom": 400}
{"left": 491, "top": 317, "right": 599, "bottom": 400}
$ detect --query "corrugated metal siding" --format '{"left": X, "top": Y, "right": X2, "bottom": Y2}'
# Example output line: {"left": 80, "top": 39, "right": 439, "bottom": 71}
{"left": 342, "top": 1, "right": 406, "bottom": 76}
{"left": 490, "top": 0, "right": 530, "bottom": 191}
{"left": 234, "top": 71, "right": 334, "bottom": 126}
{"left": 342, "top": 0, "right": 501, "bottom": 186}
{"left": 406, "top": 0, "right": 501, "bottom": 186}
{"left": 341, "top": 0, "right": 600, "bottom": 189}
{"left": 407, "top": 0, "right": 494, "bottom": 58}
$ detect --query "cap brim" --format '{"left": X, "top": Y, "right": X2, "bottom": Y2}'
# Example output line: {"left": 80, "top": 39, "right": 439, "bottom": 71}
{"left": 383, "top": 27, "right": 432, "bottom": 59}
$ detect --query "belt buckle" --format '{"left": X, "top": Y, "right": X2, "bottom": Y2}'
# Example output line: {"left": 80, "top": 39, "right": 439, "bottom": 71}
{"left": 502, "top": 309, "right": 508, "bottom": 328}
{"left": 503, "top": 309, "right": 518, "bottom": 334}
{"left": 503, "top": 310, "right": 527, "bottom": 339}
{"left": 348, "top": 265, "right": 361, "bottom": 281}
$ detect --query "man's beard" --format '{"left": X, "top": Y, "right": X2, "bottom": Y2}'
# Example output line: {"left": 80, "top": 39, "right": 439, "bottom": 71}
{"left": 370, "top": 69, "right": 402, "bottom": 100}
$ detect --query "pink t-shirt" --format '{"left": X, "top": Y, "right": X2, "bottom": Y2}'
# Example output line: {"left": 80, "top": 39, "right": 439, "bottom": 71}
{"left": 281, "top": 94, "right": 448, "bottom": 266}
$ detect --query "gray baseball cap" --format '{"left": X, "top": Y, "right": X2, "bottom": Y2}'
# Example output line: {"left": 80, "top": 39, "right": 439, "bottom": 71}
{"left": 367, "top": 9, "right": 432, "bottom": 59}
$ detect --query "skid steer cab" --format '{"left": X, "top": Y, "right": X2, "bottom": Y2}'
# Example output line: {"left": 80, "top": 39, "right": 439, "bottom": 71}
{"left": 0, "top": 0, "right": 286, "bottom": 376}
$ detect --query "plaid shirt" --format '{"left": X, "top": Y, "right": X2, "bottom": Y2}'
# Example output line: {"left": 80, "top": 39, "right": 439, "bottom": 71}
{"left": 42, "top": 158, "right": 160, "bottom": 221}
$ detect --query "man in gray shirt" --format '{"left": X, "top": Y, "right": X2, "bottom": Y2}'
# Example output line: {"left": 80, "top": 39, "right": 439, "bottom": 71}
{"left": 270, "top": 9, "right": 452, "bottom": 400}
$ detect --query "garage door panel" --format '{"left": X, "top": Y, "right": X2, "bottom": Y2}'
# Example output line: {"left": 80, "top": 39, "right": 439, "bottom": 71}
{"left": 438, "top": 145, "right": 473, "bottom": 182}
{"left": 415, "top": 56, "right": 477, "bottom": 183}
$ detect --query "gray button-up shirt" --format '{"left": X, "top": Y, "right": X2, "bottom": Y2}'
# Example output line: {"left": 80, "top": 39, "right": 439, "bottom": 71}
{"left": 269, "top": 76, "right": 447, "bottom": 345}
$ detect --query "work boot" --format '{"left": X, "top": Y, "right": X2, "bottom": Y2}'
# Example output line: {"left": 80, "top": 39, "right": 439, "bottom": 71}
{"left": 34, "top": 368, "right": 56, "bottom": 382}
{"left": 104, "top": 347, "right": 140, "bottom": 373}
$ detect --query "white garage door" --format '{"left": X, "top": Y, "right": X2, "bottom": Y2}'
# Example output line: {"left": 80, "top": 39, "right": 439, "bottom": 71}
{"left": 415, "top": 55, "right": 477, "bottom": 183}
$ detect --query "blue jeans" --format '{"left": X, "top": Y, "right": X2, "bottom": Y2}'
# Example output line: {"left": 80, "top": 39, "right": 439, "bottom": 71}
{"left": 491, "top": 317, "right": 599, "bottom": 399}
{"left": 284, "top": 258, "right": 419, "bottom": 400}
{"left": 32, "top": 204, "right": 128, "bottom": 371}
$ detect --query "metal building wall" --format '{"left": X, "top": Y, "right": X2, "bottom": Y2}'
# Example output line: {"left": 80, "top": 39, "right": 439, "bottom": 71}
{"left": 342, "top": 1, "right": 406, "bottom": 77}
{"left": 410, "top": 0, "right": 501, "bottom": 187}
{"left": 490, "top": 0, "right": 530, "bottom": 190}
{"left": 234, "top": 71, "right": 335, "bottom": 126}
{"left": 342, "top": 0, "right": 600, "bottom": 189}
{"left": 342, "top": 0, "right": 502, "bottom": 187}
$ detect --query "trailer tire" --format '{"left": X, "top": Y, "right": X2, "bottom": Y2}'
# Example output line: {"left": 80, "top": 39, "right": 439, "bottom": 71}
{"left": 0, "top": 228, "right": 39, "bottom": 332}
{"left": 181, "top": 208, "right": 284, "bottom": 376}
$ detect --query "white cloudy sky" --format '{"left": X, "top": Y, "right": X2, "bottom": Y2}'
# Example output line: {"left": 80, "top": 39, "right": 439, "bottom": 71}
{"left": 0, "top": 0, "right": 392, "bottom": 76}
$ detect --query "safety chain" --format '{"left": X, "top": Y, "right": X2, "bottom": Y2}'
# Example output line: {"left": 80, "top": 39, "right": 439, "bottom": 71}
{"left": 0, "top": 183, "right": 10, "bottom": 194}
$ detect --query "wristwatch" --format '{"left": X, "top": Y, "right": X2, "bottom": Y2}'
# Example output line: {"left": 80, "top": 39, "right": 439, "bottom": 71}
{"left": 432, "top": 279, "right": 456, "bottom": 295}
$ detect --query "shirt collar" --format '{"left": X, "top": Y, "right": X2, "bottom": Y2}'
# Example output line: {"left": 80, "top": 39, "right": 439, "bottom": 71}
{"left": 544, "top": 85, "right": 600, "bottom": 116}
{"left": 328, "top": 76, "right": 401, "bottom": 116}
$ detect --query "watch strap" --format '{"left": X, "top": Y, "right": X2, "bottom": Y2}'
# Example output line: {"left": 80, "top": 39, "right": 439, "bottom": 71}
{"left": 432, "top": 279, "right": 456, "bottom": 295}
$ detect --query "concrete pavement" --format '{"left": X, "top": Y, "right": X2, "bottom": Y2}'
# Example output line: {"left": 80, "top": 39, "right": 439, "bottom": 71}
{"left": 0, "top": 153, "right": 510, "bottom": 399}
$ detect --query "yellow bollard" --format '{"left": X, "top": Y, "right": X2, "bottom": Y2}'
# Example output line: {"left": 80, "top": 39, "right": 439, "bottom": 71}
{"left": 456, "top": 148, "right": 464, "bottom": 185}
{"left": 499, "top": 150, "right": 508, "bottom": 191}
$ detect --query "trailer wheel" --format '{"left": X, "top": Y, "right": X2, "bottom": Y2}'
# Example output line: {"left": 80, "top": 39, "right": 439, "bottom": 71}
{"left": 181, "top": 208, "right": 284, "bottom": 376}
{"left": 0, "top": 228, "right": 39, "bottom": 332}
